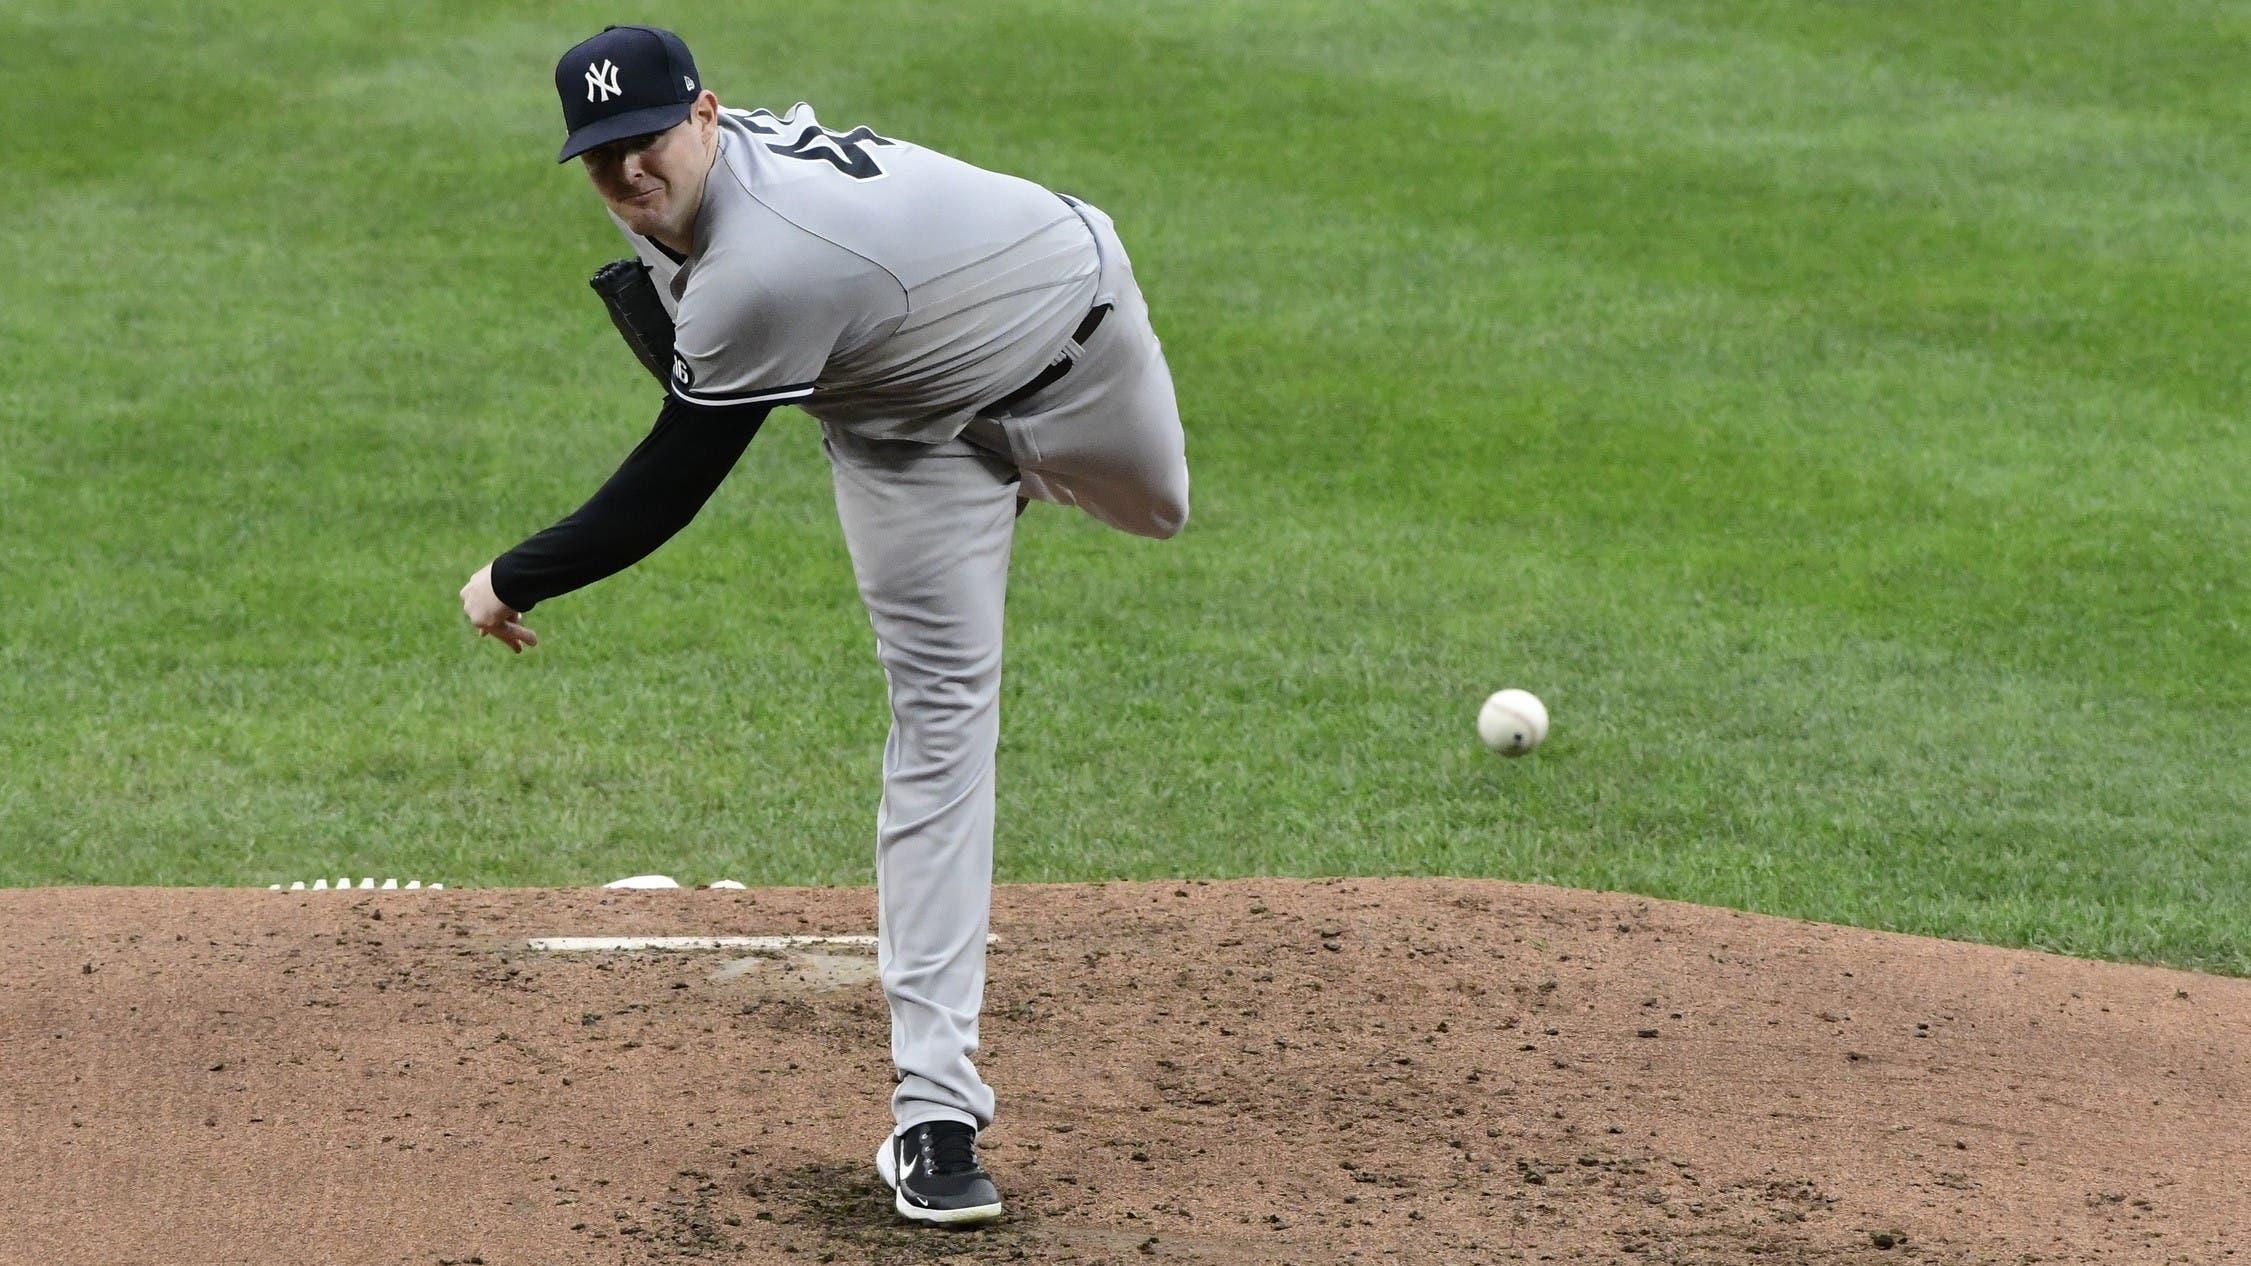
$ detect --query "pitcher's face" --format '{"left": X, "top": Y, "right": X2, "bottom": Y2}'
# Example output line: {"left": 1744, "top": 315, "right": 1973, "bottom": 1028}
{"left": 581, "top": 94, "right": 717, "bottom": 241}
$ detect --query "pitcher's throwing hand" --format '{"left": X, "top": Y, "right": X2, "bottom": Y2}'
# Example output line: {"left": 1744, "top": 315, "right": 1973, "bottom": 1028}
{"left": 460, "top": 563, "right": 538, "bottom": 653}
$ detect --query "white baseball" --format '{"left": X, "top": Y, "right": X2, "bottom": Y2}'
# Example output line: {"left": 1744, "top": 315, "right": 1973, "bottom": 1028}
{"left": 1477, "top": 689, "right": 1549, "bottom": 756}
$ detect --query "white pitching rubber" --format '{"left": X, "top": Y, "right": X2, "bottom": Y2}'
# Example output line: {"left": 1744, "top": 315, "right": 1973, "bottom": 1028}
{"left": 529, "top": 934, "right": 879, "bottom": 953}
{"left": 525, "top": 933, "right": 996, "bottom": 953}
{"left": 273, "top": 877, "right": 442, "bottom": 892}
{"left": 604, "top": 874, "right": 682, "bottom": 890}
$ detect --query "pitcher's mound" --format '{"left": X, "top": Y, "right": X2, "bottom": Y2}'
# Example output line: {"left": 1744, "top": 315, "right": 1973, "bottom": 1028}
{"left": 2, "top": 878, "right": 2242, "bottom": 1264}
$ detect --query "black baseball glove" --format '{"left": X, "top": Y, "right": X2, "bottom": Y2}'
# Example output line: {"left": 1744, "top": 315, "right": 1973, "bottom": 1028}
{"left": 589, "top": 259, "right": 676, "bottom": 386}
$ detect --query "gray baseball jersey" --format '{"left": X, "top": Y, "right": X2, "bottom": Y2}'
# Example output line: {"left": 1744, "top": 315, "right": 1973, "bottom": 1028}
{"left": 611, "top": 103, "right": 1101, "bottom": 443}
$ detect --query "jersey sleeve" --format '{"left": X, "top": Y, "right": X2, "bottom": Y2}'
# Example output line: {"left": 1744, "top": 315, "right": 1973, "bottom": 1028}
{"left": 665, "top": 259, "right": 840, "bottom": 410}
{"left": 488, "top": 395, "right": 772, "bottom": 613}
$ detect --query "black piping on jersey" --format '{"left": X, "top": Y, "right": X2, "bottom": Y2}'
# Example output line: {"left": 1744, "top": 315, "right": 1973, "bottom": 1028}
{"left": 669, "top": 377, "right": 817, "bottom": 408}
{"left": 643, "top": 235, "right": 687, "bottom": 266}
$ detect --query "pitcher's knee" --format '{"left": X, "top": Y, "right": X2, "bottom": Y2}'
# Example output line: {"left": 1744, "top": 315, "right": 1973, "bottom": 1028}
{"left": 1116, "top": 468, "right": 1188, "bottom": 536}
{"left": 1135, "top": 477, "right": 1189, "bottom": 540}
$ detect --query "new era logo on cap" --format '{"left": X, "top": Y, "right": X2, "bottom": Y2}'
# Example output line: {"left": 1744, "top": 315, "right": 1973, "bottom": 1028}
{"left": 553, "top": 25, "right": 703, "bottom": 163}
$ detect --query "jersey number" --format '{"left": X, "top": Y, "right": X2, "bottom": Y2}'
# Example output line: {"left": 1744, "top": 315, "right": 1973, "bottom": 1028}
{"left": 738, "top": 109, "right": 893, "bottom": 180}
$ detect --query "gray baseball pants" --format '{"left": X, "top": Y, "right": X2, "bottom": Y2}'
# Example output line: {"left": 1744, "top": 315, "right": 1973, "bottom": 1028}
{"left": 820, "top": 198, "right": 1189, "bottom": 1136}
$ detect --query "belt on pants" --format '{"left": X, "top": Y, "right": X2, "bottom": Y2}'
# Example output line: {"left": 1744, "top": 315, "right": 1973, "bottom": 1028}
{"left": 983, "top": 302, "right": 1112, "bottom": 416}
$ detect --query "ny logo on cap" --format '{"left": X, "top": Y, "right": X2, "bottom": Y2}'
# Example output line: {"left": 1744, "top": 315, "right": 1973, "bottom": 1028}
{"left": 585, "top": 59, "right": 622, "bottom": 103}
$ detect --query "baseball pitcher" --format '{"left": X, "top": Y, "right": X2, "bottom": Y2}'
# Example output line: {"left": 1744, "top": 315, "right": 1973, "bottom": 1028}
{"left": 456, "top": 25, "right": 1190, "bottom": 1225}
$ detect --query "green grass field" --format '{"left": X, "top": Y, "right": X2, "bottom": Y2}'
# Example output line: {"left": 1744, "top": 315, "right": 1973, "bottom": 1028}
{"left": 3, "top": 1, "right": 2245, "bottom": 974}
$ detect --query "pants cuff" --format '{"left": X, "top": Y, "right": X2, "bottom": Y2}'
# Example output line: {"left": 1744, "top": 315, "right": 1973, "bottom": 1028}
{"left": 894, "top": 1107, "right": 981, "bottom": 1137}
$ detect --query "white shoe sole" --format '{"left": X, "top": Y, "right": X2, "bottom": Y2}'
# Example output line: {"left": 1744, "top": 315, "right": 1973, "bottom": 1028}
{"left": 874, "top": 1137, "right": 1006, "bottom": 1225}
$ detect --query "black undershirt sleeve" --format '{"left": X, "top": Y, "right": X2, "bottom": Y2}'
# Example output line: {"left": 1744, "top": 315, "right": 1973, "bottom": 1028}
{"left": 489, "top": 396, "right": 772, "bottom": 613}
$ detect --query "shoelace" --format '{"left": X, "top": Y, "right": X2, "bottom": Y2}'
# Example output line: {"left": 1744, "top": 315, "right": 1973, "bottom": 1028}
{"left": 916, "top": 1123, "right": 981, "bottom": 1176}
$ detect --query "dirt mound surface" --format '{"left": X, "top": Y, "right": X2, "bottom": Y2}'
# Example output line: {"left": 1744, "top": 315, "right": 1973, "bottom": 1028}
{"left": 0, "top": 878, "right": 2242, "bottom": 1264}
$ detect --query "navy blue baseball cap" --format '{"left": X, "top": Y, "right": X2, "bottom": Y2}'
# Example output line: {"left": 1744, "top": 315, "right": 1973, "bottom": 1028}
{"left": 554, "top": 26, "right": 703, "bottom": 163}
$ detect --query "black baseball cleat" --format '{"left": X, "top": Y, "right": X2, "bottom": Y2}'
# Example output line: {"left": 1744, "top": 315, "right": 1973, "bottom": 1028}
{"left": 874, "top": 1120, "right": 1005, "bottom": 1225}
